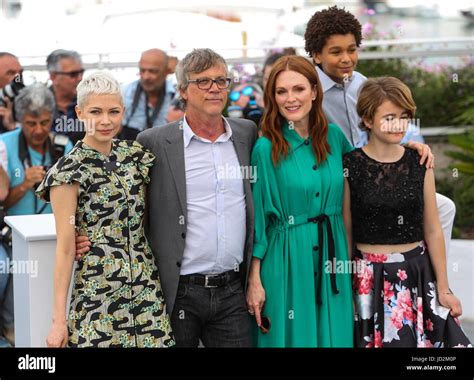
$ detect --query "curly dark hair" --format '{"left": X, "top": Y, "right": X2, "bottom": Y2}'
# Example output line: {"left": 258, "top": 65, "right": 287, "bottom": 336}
{"left": 304, "top": 6, "right": 362, "bottom": 57}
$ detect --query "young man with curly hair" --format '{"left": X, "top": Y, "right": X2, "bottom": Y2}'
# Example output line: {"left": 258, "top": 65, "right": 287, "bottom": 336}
{"left": 304, "top": 6, "right": 367, "bottom": 147}
{"left": 303, "top": 6, "right": 457, "bottom": 262}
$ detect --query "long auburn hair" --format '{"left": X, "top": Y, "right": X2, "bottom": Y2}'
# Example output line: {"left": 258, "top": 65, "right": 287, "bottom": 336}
{"left": 261, "top": 55, "right": 330, "bottom": 165}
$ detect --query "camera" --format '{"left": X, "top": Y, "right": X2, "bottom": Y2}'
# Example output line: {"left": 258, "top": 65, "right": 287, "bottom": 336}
{"left": 33, "top": 165, "right": 52, "bottom": 191}
{"left": 227, "top": 84, "right": 264, "bottom": 126}
{"left": 227, "top": 95, "right": 264, "bottom": 126}
{"left": 242, "top": 95, "right": 263, "bottom": 126}
{"left": 0, "top": 76, "right": 25, "bottom": 108}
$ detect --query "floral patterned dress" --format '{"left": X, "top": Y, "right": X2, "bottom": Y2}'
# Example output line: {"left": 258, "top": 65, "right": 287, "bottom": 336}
{"left": 37, "top": 140, "right": 175, "bottom": 348}
{"left": 353, "top": 243, "right": 471, "bottom": 348}
{"left": 344, "top": 148, "right": 471, "bottom": 348}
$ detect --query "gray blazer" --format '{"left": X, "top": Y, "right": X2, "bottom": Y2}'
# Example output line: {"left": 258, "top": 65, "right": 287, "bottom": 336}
{"left": 137, "top": 118, "right": 258, "bottom": 314}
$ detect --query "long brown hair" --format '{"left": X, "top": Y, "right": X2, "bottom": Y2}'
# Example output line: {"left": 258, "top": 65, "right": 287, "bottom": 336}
{"left": 261, "top": 55, "right": 330, "bottom": 164}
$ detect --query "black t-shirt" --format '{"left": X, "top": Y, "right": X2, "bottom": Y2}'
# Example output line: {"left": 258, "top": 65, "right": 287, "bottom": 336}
{"left": 343, "top": 147, "right": 426, "bottom": 245}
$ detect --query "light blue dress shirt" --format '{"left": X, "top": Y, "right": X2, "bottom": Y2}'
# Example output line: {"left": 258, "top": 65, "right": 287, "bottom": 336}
{"left": 180, "top": 116, "right": 246, "bottom": 275}
{"left": 122, "top": 78, "right": 175, "bottom": 131}
{"left": 317, "top": 66, "right": 368, "bottom": 147}
{"left": 0, "top": 128, "right": 73, "bottom": 215}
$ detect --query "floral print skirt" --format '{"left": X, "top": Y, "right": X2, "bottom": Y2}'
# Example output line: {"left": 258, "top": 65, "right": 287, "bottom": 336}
{"left": 353, "top": 242, "right": 471, "bottom": 348}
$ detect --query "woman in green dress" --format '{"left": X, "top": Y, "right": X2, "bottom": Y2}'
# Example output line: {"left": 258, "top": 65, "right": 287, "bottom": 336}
{"left": 36, "top": 72, "right": 174, "bottom": 348}
{"left": 246, "top": 55, "right": 354, "bottom": 347}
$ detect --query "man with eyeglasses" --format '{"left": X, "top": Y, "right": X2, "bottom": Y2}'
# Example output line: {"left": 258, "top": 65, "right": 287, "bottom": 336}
{"left": 121, "top": 48, "right": 176, "bottom": 140}
{"left": 140, "top": 48, "right": 258, "bottom": 347}
{"left": 74, "top": 48, "right": 258, "bottom": 346}
{"left": 46, "top": 49, "right": 85, "bottom": 144}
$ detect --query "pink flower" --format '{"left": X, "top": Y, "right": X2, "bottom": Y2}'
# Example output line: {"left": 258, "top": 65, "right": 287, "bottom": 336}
{"left": 364, "top": 332, "right": 382, "bottom": 348}
{"left": 417, "top": 297, "right": 423, "bottom": 314}
{"left": 390, "top": 306, "right": 404, "bottom": 329}
{"left": 397, "top": 269, "right": 407, "bottom": 281}
{"left": 398, "top": 289, "right": 412, "bottom": 306}
{"left": 417, "top": 298, "right": 424, "bottom": 335}
{"left": 363, "top": 253, "right": 387, "bottom": 263}
{"left": 403, "top": 307, "right": 413, "bottom": 323}
{"left": 426, "top": 319, "right": 434, "bottom": 331}
{"left": 354, "top": 261, "right": 374, "bottom": 295}
{"left": 374, "top": 330, "right": 383, "bottom": 348}
{"left": 362, "top": 22, "right": 374, "bottom": 36}
{"left": 391, "top": 289, "right": 414, "bottom": 329}
{"left": 384, "top": 280, "right": 394, "bottom": 304}
{"left": 419, "top": 338, "right": 434, "bottom": 348}
{"left": 364, "top": 9, "right": 376, "bottom": 16}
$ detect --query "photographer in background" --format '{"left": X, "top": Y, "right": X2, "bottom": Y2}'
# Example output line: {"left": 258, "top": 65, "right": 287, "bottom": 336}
{"left": 121, "top": 49, "right": 176, "bottom": 140}
{"left": 0, "top": 84, "right": 73, "bottom": 346}
{"left": 0, "top": 83, "right": 73, "bottom": 217}
{"left": 46, "top": 49, "right": 85, "bottom": 144}
{"left": 0, "top": 52, "right": 23, "bottom": 134}
{"left": 227, "top": 82, "right": 264, "bottom": 128}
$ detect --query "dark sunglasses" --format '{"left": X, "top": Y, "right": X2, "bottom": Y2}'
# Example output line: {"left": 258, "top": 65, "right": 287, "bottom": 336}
{"left": 55, "top": 69, "right": 85, "bottom": 78}
{"left": 229, "top": 85, "right": 254, "bottom": 102}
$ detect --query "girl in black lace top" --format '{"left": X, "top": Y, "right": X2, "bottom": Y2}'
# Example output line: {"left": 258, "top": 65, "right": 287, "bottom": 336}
{"left": 343, "top": 77, "right": 471, "bottom": 348}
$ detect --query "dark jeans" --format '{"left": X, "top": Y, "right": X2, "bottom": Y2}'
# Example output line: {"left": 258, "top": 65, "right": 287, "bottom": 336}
{"left": 171, "top": 276, "right": 252, "bottom": 347}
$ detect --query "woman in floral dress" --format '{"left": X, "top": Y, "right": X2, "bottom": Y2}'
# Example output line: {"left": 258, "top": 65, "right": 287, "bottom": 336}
{"left": 36, "top": 72, "right": 174, "bottom": 348}
{"left": 343, "top": 77, "right": 471, "bottom": 347}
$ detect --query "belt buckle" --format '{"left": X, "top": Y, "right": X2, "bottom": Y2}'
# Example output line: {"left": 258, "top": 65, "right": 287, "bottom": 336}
{"left": 204, "top": 275, "right": 219, "bottom": 288}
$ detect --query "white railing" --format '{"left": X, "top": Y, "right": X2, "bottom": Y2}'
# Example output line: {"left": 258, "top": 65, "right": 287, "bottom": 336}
{"left": 18, "top": 36, "right": 474, "bottom": 71}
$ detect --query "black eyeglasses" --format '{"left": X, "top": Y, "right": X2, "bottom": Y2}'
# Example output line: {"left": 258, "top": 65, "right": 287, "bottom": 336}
{"left": 55, "top": 69, "right": 85, "bottom": 78}
{"left": 187, "top": 77, "right": 232, "bottom": 90}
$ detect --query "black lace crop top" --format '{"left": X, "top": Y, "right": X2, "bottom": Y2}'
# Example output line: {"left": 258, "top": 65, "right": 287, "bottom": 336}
{"left": 343, "top": 148, "right": 426, "bottom": 245}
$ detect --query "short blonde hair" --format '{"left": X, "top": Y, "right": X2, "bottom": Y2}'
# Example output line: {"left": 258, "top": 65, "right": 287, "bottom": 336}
{"left": 76, "top": 71, "right": 122, "bottom": 108}
{"left": 357, "top": 77, "right": 416, "bottom": 132}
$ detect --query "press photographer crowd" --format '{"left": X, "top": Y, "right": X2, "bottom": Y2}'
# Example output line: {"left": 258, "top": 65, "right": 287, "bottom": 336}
{"left": 0, "top": 6, "right": 472, "bottom": 351}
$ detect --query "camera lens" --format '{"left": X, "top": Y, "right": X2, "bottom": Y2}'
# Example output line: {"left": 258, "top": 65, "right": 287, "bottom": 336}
{"left": 0, "top": 77, "right": 25, "bottom": 107}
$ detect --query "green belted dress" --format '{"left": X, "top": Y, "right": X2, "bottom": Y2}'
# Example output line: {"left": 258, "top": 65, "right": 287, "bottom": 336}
{"left": 251, "top": 122, "right": 354, "bottom": 347}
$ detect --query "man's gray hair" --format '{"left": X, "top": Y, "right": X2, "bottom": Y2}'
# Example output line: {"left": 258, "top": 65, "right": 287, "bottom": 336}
{"left": 14, "top": 83, "right": 56, "bottom": 122}
{"left": 46, "top": 49, "right": 82, "bottom": 73}
{"left": 76, "top": 71, "right": 122, "bottom": 108}
{"left": 176, "top": 48, "right": 228, "bottom": 92}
